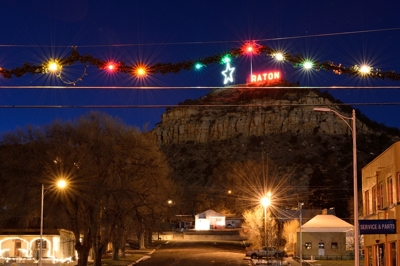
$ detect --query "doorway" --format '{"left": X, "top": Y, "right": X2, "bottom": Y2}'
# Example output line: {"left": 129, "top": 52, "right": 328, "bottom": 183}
{"left": 14, "top": 239, "right": 21, "bottom": 257}
{"left": 390, "top": 242, "right": 396, "bottom": 266}
{"left": 318, "top": 242, "right": 325, "bottom": 256}
{"left": 377, "top": 244, "right": 385, "bottom": 266}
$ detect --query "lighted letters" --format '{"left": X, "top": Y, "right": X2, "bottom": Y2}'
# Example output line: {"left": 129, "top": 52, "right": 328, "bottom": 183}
{"left": 250, "top": 71, "right": 281, "bottom": 84}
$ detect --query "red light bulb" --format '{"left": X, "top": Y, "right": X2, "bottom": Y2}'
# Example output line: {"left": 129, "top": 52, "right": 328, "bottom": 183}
{"left": 105, "top": 61, "right": 117, "bottom": 72}
{"left": 242, "top": 42, "right": 258, "bottom": 55}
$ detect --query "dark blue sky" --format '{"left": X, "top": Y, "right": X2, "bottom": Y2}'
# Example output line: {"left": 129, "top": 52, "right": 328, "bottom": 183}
{"left": 1, "top": 0, "right": 400, "bottom": 134}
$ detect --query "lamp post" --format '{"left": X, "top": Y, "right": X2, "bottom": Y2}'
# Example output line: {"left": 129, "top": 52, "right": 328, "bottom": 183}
{"left": 299, "top": 202, "right": 304, "bottom": 266}
{"left": 39, "top": 184, "right": 44, "bottom": 266}
{"left": 261, "top": 193, "right": 272, "bottom": 247}
{"left": 167, "top": 200, "right": 173, "bottom": 223}
{"left": 313, "top": 107, "right": 358, "bottom": 266}
{"left": 40, "top": 180, "right": 67, "bottom": 266}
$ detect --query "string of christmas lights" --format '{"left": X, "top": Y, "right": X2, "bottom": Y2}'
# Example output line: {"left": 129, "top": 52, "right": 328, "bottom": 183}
{"left": 1, "top": 43, "right": 400, "bottom": 85}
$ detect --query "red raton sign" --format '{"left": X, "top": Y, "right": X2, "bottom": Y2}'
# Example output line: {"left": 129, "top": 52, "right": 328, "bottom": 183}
{"left": 248, "top": 71, "right": 281, "bottom": 84}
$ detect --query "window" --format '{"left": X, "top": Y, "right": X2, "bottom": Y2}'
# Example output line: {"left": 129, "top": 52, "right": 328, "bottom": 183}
{"left": 365, "top": 190, "right": 370, "bottom": 215}
{"left": 372, "top": 186, "right": 377, "bottom": 213}
{"left": 397, "top": 173, "right": 400, "bottom": 203}
{"left": 318, "top": 242, "right": 325, "bottom": 249}
{"left": 305, "top": 242, "right": 312, "bottom": 249}
{"left": 378, "top": 182, "right": 384, "bottom": 209}
{"left": 388, "top": 176, "right": 393, "bottom": 205}
{"left": 35, "top": 240, "right": 47, "bottom": 249}
{"left": 331, "top": 242, "right": 338, "bottom": 249}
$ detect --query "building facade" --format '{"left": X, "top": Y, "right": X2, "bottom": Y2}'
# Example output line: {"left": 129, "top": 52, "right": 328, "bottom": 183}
{"left": 362, "top": 141, "right": 400, "bottom": 266}
{"left": 296, "top": 214, "right": 353, "bottom": 260}
{"left": 195, "top": 210, "right": 225, "bottom": 230}
{"left": 0, "top": 229, "right": 76, "bottom": 263}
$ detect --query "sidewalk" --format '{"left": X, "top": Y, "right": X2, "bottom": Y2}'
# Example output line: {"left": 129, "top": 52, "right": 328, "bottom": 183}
{"left": 125, "top": 245, "right": 161, "bottom": 265}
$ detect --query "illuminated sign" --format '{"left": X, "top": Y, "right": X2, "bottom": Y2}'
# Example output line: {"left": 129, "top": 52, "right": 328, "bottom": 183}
{"left": 359, "top": 219, "right": 396, "bottom": 234}
{"left": 221, "top": 63, "right": 235, "bottom": 84}
{"left": 249, "top": 71, "right": 281, "bottom": 84}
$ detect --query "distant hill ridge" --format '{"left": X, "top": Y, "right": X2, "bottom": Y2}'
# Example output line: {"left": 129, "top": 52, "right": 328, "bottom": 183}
{"left": 155, "top": 82, "right": 391, "bottom": 144}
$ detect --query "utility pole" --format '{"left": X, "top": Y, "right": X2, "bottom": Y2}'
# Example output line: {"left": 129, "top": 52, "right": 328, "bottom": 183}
{"left": 299, "top": 202, "right": 304, "bottom": 266}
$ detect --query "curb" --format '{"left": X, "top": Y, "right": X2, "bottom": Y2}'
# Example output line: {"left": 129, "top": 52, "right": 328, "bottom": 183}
{"left": 130, "top": 245, "right": 162, "bottom": 265}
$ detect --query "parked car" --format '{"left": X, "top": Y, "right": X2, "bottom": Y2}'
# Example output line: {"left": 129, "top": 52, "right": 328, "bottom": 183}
{"left": 245, "top": 247, "right": 286, "bottom": 259}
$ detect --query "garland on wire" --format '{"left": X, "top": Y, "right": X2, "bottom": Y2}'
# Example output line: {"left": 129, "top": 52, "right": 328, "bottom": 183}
{"left": 0, "top": 44, "right": 399, "bottom": 84}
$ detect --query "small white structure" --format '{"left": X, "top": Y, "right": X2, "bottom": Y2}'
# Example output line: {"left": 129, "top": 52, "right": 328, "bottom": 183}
{"left": 0, "top": 229, "right": 76, "bottom": 263}
{"left": 297, "top": 214, "right": 354, "bottom": 259}
{"left": 195, "top": 210, "right": 225, "bottom": 230}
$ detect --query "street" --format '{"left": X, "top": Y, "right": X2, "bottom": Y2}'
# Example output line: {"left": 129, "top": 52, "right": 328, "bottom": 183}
{"left": 136, "top": 240, "right": 252, "bottom": 266}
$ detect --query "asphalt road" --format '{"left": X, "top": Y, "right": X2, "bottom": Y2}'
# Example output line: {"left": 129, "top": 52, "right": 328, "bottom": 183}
{"left": 136, "top": 240, "right": 253, "bottom": 266}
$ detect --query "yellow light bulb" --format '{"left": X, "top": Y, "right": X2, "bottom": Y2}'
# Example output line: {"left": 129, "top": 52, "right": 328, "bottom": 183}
{"left": 359, "top": 65, "right": 371, "bottom": 75}
{"left": 275, "top": 53, "right": 284, "bottom": 61}
{"left": 135, "top": 66, "right": 147, "bottom": 77}
{"left": 46, "top": 60, "right": 61, "bottom": 73}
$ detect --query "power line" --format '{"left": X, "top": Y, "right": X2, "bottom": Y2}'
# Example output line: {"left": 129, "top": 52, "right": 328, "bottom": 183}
{"left": 0, "top": 27, "right": 399, "bottom": 48}
{"left": 1, "top": 102, "right": 400, "bottom": 109}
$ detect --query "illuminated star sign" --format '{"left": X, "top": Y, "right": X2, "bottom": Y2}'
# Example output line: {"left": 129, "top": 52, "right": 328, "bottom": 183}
{"left": 221, "top": 63, "right": 235, "bottom": 84}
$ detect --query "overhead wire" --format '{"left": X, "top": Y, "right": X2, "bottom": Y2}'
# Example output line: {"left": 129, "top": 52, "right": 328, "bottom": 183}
{"left": 0, "top": 27, "right": 399, "bottom": 47}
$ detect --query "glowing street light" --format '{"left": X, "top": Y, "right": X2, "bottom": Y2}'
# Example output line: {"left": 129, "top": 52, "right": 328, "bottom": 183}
{"left": 57, "top": 179, "right": 67, "bottom": 189}
{"left": 261, "top": 192, "right": 272, "bottom": 248}
{"left": 313, "top": 107, "right": 358, "bottom": 266}
{"left": 40, "top": 180, "right": 67, "bottom": 266}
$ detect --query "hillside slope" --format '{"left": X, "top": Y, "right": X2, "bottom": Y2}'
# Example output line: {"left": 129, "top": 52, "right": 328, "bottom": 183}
{"left": 154, "top": 83, "right": 400, "bottom": 221}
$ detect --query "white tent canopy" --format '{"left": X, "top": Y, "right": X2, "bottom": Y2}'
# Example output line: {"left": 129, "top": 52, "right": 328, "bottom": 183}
{"left": 302, "top": 214, "right": 354, "bottom": 232}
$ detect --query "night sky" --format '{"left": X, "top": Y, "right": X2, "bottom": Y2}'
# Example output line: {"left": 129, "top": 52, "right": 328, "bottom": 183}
{"left": 1, "top": 0, "right": 400, "bottom": 134}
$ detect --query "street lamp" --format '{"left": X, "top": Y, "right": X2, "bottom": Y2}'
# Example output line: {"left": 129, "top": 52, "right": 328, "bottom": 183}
{"left": 261, "top": 192, "right": 272, "bottom": 248}
{"left": 40, "top": 180, "right": 67, "bottom": 266}
{"left": 313, "top": 107, "right": 358, "bottom": 266}
{"left": 299, "top": 202, "right": 304, "bottom": 266}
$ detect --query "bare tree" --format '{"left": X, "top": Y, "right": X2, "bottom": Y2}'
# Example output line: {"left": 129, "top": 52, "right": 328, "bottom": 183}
{"left": 0, "top": 129, "right": 47, "bottom": 228}
{"left": 241, "top": 205, "right": 278, "bottom": 249}
{"left": 282, "top": 219, "right": 299, "bottom": 254}
{"left": 241, "top": 206, "right": 263, "bottom": 248}
{"left": 0, "top": 112, "right": 174, "bottom": 266}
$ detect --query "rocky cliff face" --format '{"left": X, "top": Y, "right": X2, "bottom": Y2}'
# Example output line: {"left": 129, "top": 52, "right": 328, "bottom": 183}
{"left": 153, "top": 84, "right": 399, "bottom": 220}
{"left": 155, "top": 88, "right": 373, "bottom": 144}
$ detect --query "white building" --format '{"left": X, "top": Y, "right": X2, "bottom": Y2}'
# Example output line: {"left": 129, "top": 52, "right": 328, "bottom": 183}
{"left": 0, "top": 229, "right": 76, "bottom": 263}
{"left": 297, "top": 214, "right": 354, "bottom": 259}
{"left": 195, "top": 210, "right": 225, "bottom": 230}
